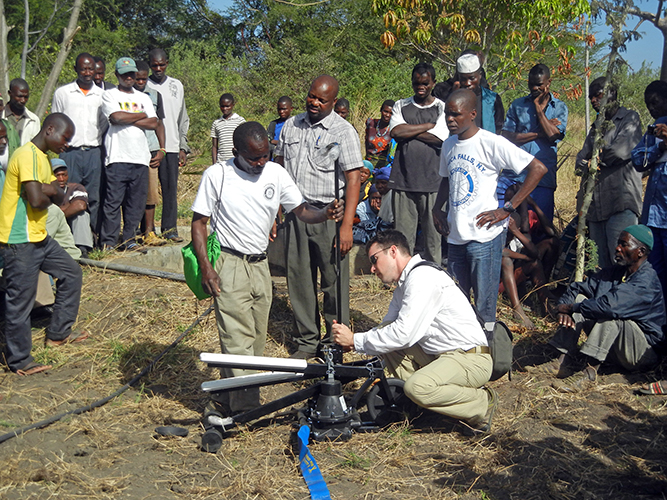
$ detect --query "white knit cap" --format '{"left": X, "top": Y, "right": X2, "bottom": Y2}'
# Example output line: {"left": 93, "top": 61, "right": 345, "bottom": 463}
{"left": 457, "top": 53, "right": 481, "bottom": 74}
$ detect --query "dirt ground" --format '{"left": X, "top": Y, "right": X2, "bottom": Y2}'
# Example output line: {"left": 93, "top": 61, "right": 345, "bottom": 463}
{"left": 1, "top": 266, "right": 667, "bottom": 500}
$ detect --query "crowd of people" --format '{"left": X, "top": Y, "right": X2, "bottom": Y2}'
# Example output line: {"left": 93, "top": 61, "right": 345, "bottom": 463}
{"left": 2, "top": 49, "right": 667, "bottom": 433}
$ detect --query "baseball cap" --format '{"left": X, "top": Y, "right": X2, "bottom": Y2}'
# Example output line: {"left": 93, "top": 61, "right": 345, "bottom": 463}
{"left": 115, "top": 57, "right": 138, "bottom": 75}
{"left": 51, "top": 158, "right": 67, "bottom": 173}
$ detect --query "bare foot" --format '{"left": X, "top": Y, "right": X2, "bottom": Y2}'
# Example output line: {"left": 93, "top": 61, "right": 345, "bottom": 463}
{"left": 512, "top": 307, "right": 535, "bottom": 330}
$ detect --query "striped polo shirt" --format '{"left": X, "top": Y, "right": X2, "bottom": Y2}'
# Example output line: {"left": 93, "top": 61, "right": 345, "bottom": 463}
{"left": 210, "top": 113, "right": 246, "bottom": 162}
{"left": 0, "top": 142, "right": 55, "bottom": 244}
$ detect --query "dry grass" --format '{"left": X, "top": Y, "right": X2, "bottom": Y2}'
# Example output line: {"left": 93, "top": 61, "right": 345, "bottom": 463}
{"left": 1, "top": 267, "right": 666, "bottom": 499}
{"left": 1, "top": 121, "right": 667, "bottom": 499}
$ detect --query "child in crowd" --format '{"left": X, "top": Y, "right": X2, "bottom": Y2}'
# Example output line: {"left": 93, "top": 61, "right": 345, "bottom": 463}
{"left": 353, "top": 185, "right": 391, "bottom": 244}
{"left": 374, "top": 166, "right": 393, "bottom": 225}
{"left": 267, "top": 96, "right": 292, "bottom": 159}
{"left": 500, "top": 184, "right": 557, "bottom": 329}
{"left": 365, "top": 100, "right": 394, "bottom": 169}
{"left": 359, "top": 160, "right": 374, "bottom": 202}
{"left": 334, "top": 98, "right": 350, "bottom": 120}
{"left": 211, "top": 93, "right": 245, "bottom": 164}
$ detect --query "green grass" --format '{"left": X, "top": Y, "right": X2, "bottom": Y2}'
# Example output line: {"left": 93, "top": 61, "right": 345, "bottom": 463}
{"left": 88, "top": 248, "right": 114, "bottom": 261}
{"left": 338, "top": 451, "right": 371, "bottom": 470}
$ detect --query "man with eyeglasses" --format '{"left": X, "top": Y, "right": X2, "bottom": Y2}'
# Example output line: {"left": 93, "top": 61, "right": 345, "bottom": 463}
{"left": 333, "top": 229, "right": 497, "bottom": 434}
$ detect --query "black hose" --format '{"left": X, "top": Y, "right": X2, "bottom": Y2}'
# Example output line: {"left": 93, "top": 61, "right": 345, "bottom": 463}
{"left": 79, "top": 258, "right": 186, "bottom": 282}
{"left": 0, "top": 304, "right": 214, "bottom": 445}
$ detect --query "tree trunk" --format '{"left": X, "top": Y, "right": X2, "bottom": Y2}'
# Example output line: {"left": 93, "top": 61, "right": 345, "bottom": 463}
{"left": 21, "top": 0, "right": 29, "bottom": 79}
{"left": 574, "top": 6, "right": 627, "bottom": 281}
{"left": 34, "top": 0, "right": 83, "bottom": 120}
{"left": 0, "top": 0, "right": 11, "bottom": 96}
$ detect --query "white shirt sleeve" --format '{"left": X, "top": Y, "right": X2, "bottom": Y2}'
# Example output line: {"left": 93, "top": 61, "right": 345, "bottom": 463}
{"left": 52, "top": 87, "right": 64, "bottom": 113}
{"left": 494, "top": 135, "right": 535, "bottom": 175}
{"left": 353, "top": 268, "right": 444, "bottom": 355}
{"left": 429, "top": 101, "right": 449, "bottom": 142}
{"left": 191, "top": 165, "right": 222, "bottom": 217}
{"left": 278, "top": 166, "right": 305, "bottom": 213}
{"left": 439, "top": 139, "right": 453, "bottom": 177}
{"left": 101, "top": 91, "right": 120, "bottom": 120}
{"left": 388, "top": 99, "right": 406, "bottom": 131}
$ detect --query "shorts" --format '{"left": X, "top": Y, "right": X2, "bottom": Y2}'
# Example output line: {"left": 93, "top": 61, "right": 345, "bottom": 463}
{"left": 146, "top": 154, "right": 160, "bottom": 206}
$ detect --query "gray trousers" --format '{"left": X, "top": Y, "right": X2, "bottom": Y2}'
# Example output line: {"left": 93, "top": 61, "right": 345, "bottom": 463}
{"left": 392, "top": 190, "right": 441, "bottom": 263}
{"left": 284, "top": 213, "right": 349, "bottom": 354}
{"left": 550, "top": 296, "right": 658, "bottom": 370}
{"left": 588, "top": 209, "right": 637, "bottom": 269}
{"left": 68, "top": 211, "right": 94, "bottom": 250}
{"left": 60, "top": 147, "right": 103, "bottom": 233}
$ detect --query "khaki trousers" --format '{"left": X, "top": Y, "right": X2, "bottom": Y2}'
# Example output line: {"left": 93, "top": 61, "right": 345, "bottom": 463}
{"left": 211, "top": 251, "right": 272, "bottom": 414}
{"left": 382, "top": 344, "right": 492, "bottom": 423}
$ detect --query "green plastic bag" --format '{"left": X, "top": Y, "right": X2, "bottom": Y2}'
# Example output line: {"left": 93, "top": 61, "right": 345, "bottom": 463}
{"left": 182, "top": 232, "right": 221, "bottom": 300}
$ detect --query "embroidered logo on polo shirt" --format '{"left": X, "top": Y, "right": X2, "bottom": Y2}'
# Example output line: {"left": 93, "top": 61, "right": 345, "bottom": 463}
{"left": 264, "top": 184, "right": 276, "bottom": 200}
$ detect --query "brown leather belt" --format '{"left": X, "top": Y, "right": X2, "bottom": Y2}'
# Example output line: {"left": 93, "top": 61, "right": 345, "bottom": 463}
{"left": 464, "top": 346, "right": 491, "bottom": 354}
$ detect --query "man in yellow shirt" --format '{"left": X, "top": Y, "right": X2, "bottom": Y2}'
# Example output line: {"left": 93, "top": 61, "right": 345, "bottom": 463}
{"left": 0, "top": 113, "right": 87, "bottom": 376}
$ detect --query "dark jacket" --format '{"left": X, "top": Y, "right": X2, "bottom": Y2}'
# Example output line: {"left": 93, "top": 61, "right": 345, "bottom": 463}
{"left": 559, "top": 260, "right": 666, "bottom": 346}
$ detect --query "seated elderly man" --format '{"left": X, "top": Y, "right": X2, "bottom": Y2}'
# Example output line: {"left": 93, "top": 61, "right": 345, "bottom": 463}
{"left": 530, "top": 225, "right": 665, "bottom": 392}
{"left": 51, "top": 158, "right": 94, "bottom": 258}
{"left": 333, "top": 229, "right": 496, "bottom": 434}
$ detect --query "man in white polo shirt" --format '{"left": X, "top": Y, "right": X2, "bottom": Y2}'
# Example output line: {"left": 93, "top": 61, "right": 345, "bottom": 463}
{"left": 52, "top": 52, "right": 108, "bottom": 235}
{"left": 191, "top": 121, "right": 342, "bottom": 416}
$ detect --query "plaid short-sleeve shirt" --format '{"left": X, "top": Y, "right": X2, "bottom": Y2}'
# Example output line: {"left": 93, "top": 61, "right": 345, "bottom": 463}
{"left": 275, "top": 111, "right": 363, "bottom": 204}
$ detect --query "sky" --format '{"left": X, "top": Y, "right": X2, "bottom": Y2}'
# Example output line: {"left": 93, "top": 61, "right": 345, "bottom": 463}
{"left": 207, "top": 0, "right": 664, "bottom": 71}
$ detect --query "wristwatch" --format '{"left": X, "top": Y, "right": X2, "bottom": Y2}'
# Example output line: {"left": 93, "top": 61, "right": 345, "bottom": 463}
{"left": 502, "top": 201, "right": 515, "bottom": 213}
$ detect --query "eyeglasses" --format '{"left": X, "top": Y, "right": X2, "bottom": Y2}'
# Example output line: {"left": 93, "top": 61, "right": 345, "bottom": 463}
{"left": 369, "top": 246, "right": 391, "bottom": 265}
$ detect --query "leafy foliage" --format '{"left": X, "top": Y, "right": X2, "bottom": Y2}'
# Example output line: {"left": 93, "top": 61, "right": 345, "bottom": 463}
{"left": 372, "top": 0, "right": 591, "bottom": 87}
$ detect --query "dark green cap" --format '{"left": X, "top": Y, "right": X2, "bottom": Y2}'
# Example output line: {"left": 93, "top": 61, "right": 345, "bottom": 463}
{"left": 623, "top": 224, "right": 653, "bottom": 251}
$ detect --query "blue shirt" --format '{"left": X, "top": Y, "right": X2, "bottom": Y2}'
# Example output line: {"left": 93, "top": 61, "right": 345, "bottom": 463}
{"left": 273, "top": 120, "right": 285, "bottom": 141}
{"left": 631, "top": 116, "right": 667, "bottom": 228}
{"left": 501, "top": 94, "right": 568, "bottom": 189}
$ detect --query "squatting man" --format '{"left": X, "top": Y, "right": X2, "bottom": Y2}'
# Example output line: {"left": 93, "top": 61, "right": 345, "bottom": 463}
{"left": 332, "top": 230, "right": 497, "bottom": 433}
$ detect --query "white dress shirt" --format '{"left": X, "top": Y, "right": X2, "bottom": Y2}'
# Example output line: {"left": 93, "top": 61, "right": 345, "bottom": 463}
{"left": 354, "top": 255, "right": 488, "bottom": 356}
{"left": 52, "top": 81, "right": 108, "bottom": 147}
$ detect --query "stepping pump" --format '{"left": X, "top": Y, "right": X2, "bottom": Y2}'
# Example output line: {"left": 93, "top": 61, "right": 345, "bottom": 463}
{"left": 199, "top": 346, "right": 416, "bottom": 453}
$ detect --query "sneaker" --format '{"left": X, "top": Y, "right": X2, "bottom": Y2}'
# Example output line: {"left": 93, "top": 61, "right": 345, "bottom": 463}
{"left": 552, "top": 366, "right": 597, "bottom": 393}
{"left": 144, "top": 231, "right": 166, "bottom": 246}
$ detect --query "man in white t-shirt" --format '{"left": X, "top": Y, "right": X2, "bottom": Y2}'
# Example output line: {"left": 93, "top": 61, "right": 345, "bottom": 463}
{"left": 433, "top": 89, "right": 547, "bottom": 328}
{"left": 191, "top": 121, "right": 343, "bottom": 415}
{"left": 99, "top": 57, "right": 158, "bottom": 250}
{"left": 147, "top": 48, "right": 190, "bottom": 242}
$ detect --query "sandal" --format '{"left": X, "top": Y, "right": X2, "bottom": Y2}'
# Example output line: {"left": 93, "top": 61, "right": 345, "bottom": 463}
{"left": 638, "top": 381, "right": 667, "bottom": 395}
{"left": 525, "top": 359, "right": 574, "bottom": 378}
{"left": 45, "top": 330, "right": 89, "bottom": 347}
{"left": 552, "top": 366, "right": 597, "bottom": 393}
{"left": 16, "top": 362, "right": 52, "bottom": 376}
